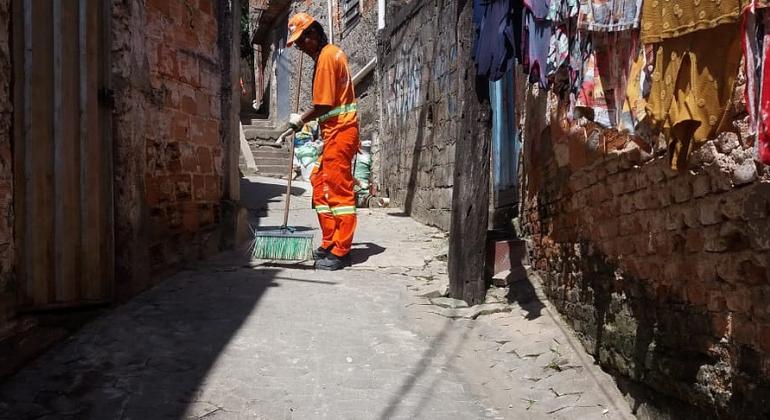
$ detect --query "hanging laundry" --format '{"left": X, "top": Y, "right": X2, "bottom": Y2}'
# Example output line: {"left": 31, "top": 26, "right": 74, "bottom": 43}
{"left": 578, "top": 0, "right": 642, "bottom": 32}
{"left": 472, "top": 0, "right": 520, "bottom": 81}
{"left": 647, "top": 23, "right": 743, "bottom": 170}
{"left": 743, "top": 3, "right": 770, "bottom": 164}
{"left": 524, "top": 0, "right": 551, "bottom": 19}
{"left": 523, "top": 10, "right": 553, "bottom": 87}
{"left": 575, "top": 31, "right": 640, "bottom": 130}
{"left": 545, "top": 0, "right": 578, "bottom": 83}
{"left": 548, "top": 0, "right": 578, "bottom": 22}
{"left": 641, "top": 1, "right": 745, "bottom": 169}
{"left": 547, "top": 24, "right": 571, "bottom": 78}
{"left": 640, "top": 0, "right": 745, "bottom": 44}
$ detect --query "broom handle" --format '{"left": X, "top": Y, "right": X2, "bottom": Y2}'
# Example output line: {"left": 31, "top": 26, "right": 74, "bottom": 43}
{"left": 283, "top": 53, "right": 304, "bottom": 227}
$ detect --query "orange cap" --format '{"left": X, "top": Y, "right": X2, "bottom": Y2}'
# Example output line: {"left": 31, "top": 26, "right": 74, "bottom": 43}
{"left": 287, "top": 13, "right": 315, "bottom": 47}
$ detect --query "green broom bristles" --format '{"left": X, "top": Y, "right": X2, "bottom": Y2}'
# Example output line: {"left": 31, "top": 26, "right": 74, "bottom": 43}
{"left": 251, "top": 229, "right": 314, "bottom": 261}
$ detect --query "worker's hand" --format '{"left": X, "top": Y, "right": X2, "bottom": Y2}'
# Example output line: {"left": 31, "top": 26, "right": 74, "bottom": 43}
{"left": 288, "top": 113, "right": 303, "bottom": 132}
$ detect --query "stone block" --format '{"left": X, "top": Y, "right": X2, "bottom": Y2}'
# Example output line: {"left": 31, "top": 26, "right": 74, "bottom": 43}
{"left": 742, "top": 187, "right": 768, "bottom": 221}
{"left": 648, "top": 165, "right": 666, "bottom": 183}
{"left": 707, "top": 291, "right": 726, "bottom": 313}
{"left": 709, "top": 314, "right": 729, "bottom": 342}
{"left": 733, "top": 315, "right": 756, "bottom": 344}
{"left": 686, "top": 282, "right": 708, "bottom": 307}
{"left": 599, "top": 219, "right": 619, "bottom": 239}
{"left": 699, "top": 197, "right": 723, "bottom": 226}
{"left": 665, "top": 208, "right": 684, "bottom": 231}
{"left": 685, "top": 229, "right": 705, "bottom": 253}
{"left": 620, "top": 194, "right": 635, "bottom": 215}
{"left": 715, "top": 132, "right": 740, "bottom": 154}
{"left": 682, "top": 206, "right": 700, "bottom": 228}
{"left": 733, "top": 160, "right": 758, "bottom": 186}
{"left": 672, "top": 177, "right": 692, "bottom": 203}
{"left": 692, "top": 174, "right": 711, "bottom": 198}
{"left": 658, "top": 186, "right": 673, "bottom": 208}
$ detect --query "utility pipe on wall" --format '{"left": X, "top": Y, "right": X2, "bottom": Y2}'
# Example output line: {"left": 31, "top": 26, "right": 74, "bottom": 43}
{"left": 327, "top": 0, "right": 335, "bottom": 44}
{"left": 378, "top": 0, "right": 385, "bottom": 29}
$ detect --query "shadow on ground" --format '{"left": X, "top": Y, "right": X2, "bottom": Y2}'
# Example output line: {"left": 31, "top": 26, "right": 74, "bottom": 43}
{"left": 0, "top": 178, "right": 309, "bottom": 420}
{"left": 240, "top": 177, "right": 306, "bottom": 228}
{"left": 0, "top": 251, "right": 284, "bottom": 419}
{"left": 350, "top": 242, "right": 386, "bottom": 265}
{"left": 505, "top": 273, "right": 546, "bottom": 320}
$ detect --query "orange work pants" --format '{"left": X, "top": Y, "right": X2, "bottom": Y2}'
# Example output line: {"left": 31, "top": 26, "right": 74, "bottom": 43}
{"left": 311, "top": 127, "right": 359, "bottom": 257}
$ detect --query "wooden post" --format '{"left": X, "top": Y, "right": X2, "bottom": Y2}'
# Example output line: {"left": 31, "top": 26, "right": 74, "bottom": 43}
{"left": 447, "top": 0, "right": 491, "bottom": 305}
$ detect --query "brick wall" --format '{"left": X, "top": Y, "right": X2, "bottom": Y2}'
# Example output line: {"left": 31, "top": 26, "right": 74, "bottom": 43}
{"left": 0, "top": 0, "right": 13, "bottom": 326}
{"left": 377, "top": 0, "right": 459, "bottom": 230}
{"left": 113, "top": 0, "right": 238, "bottom": 297}
{"left": 143, "top": 0, "right": 224, "bottom": 269}
{"left": 520, "top": 81, "right": 770, "bottom": 417}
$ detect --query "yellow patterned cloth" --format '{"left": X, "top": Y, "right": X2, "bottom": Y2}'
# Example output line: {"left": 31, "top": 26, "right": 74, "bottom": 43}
{"left": 640, "top": 0, "right": 746, "bottom": 43}
{"left": 647, "top": 23, "right": 742, "bottom": 170}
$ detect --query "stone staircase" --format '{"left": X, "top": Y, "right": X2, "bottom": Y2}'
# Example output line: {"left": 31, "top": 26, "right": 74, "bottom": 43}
{"left": 240, "top": 124, "right": 292, "bottom": 179}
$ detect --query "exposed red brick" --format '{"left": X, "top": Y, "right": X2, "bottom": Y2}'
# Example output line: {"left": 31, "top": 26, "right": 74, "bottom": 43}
{"left": 197, "top": 147, "right": 212, "bottom": 173}
{"left": 181, "top": 94, "right": 197, "bottom": 115}
{"left": 204, "top": 175, "right": 221, "bottom": 201}
{"left": 146, "top": 0, "right": 170, "bottom": 15}
{"left": 156, "top": 44, "right": 178, "bottom": 78}
{"left": 199, "top": 0, "right": 214, "bottom": 16}
{"left": 191, "top": 172, "right": 204, "bottom": 193}
{"left": 171, "top": 110, "right": 190, "bottom": 141}
{"left": 181, "top": 201, "right": 199, "bottom": 232}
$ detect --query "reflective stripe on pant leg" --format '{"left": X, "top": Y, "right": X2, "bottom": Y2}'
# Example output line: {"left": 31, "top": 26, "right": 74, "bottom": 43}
{"left": 331, "top": 205, "right": 356, "bottom": 216}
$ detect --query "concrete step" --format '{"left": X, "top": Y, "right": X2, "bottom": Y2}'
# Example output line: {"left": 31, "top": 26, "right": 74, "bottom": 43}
{"left": 243, "top": 126, "right": 286, "bottom": 141}
{"left": 250, "top": 146, "right": 289, "bottom": 158}
{"left": 255, "top": 157, "right": 291, "bottom": 166}
{"left": 247, "top": 119, "right": 276, "bottom": 129}
{"left": 486, "top": 237, "right": 529, "bottom": 287}
{"left": 255, "top": 164, "right": 290, "bottom": 175}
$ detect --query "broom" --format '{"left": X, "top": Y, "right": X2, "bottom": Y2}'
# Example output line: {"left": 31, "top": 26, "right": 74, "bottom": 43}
{"left": 251, "top": 53, "right": 314, "bottom": 261}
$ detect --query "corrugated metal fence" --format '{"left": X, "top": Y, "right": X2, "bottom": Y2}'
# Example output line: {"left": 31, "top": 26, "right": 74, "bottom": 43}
{"left": 12, "top": 0, "right": 113, "bottom": 309}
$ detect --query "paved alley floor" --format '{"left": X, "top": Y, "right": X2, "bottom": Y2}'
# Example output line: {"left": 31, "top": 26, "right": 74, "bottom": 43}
{"left": 0, "top": 176, "right": 634, "bottom": 420}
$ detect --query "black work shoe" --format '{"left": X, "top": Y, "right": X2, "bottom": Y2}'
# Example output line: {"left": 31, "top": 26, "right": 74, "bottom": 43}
{"left": 314, "top": 253, "right": 351, "bottom": 271}
{"left": 313, "top": 246, "right": 333, "bottom": 260}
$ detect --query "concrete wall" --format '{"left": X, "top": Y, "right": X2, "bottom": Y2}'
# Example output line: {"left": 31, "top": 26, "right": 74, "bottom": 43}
{"left": 377, "top": 0, "right": 460, "bottom": 230}
{"left": 0, "top": 0, "right": 13, "bottom": 329}
{"left": 519, "top": 79, "right": 770, "bottom": 417}
{"left": 112, "top": 0, "right": 240, "bottom": 297}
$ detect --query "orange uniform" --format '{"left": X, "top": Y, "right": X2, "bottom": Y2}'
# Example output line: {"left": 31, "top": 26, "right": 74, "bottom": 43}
{"left": 310, "top": 44, "right": 359, "bottom": 257}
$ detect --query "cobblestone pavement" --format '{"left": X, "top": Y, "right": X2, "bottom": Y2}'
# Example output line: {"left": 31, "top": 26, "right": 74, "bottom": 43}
{"left": 0, "top": 177, "right": 634, "bottom": 419}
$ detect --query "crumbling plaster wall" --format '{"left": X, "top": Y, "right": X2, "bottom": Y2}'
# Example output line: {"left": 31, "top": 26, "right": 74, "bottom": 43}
{"left": 520, "top": 79, "right": 770, "bottom": 418}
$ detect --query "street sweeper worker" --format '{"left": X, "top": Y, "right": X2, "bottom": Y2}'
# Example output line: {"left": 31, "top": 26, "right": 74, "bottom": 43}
{"left": 285, "top": 12, "right": 359, "bottom": 271}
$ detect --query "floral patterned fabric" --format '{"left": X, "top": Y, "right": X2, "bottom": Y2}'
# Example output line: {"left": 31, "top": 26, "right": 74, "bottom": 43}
{"left": 578, "top": 0, "right": 642, "bottom": 31}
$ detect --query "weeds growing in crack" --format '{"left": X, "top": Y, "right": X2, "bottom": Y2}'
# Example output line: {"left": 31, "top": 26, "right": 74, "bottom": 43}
{"left": 521, "top": 398, "right": 537, "bottom": 410}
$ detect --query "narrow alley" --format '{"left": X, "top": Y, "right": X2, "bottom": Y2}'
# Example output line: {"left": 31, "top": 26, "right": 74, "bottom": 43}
{"left": 0, "top": 177, "right": 631, "bottom": 419}
{"left": 2, "top": 0, "right": 770, "bottom": 419}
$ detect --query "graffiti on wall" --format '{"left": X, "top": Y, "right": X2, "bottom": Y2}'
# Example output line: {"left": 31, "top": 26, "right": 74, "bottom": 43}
{"left": 385, "top": 39, "right": 423, "bottom": 125}
{"left": 433, "top": 37, "right": 457, "bottom": 117}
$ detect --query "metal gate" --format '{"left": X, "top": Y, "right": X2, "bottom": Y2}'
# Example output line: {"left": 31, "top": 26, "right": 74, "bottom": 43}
{"left": 12, "top": 0, "right": 113, "bottom": 309}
